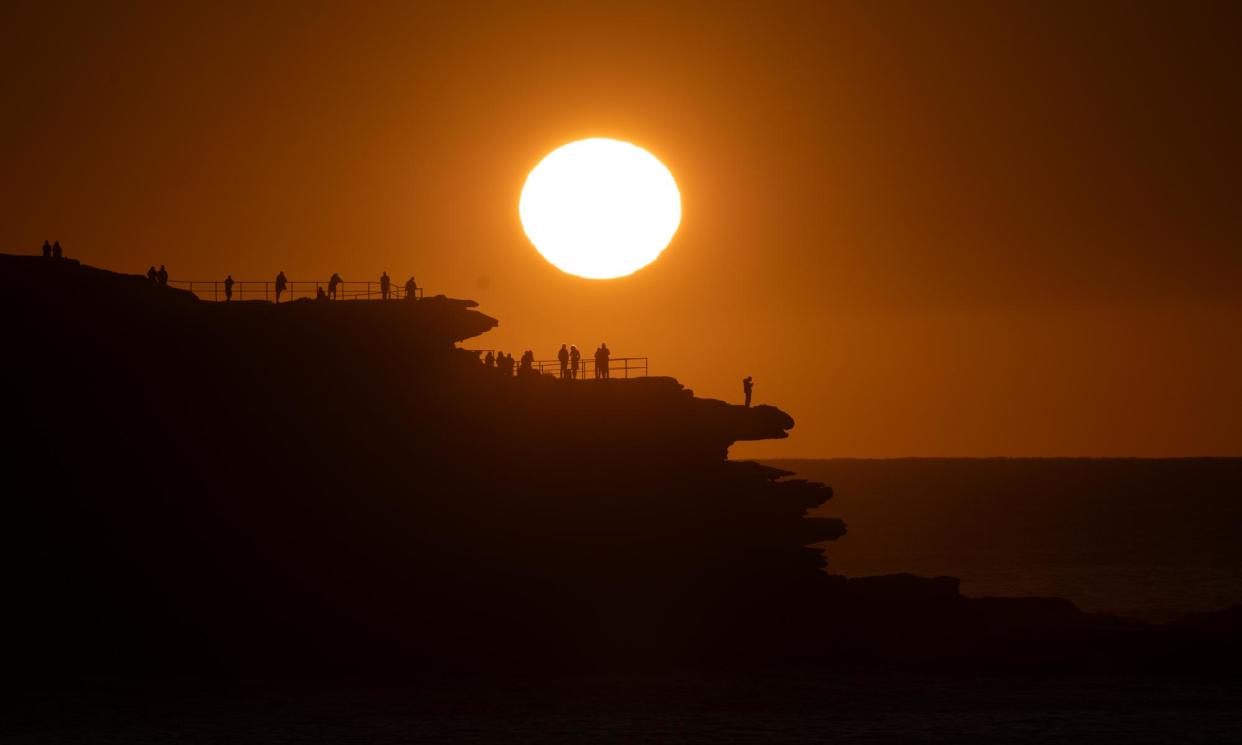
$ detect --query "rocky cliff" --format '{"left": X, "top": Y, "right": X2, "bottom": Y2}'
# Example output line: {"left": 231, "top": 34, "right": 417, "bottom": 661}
{"left": 2, "top": 254, "right": 846, "bottom": 672}
{"left": 2, "top": 254, "right": 1235, "bottom": 675}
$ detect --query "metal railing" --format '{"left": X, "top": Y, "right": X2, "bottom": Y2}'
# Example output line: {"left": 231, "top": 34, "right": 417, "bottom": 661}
{"left": 169, "top": 279, "right": 423, "bottom": 302}
{"left": 467, "top": 351, "right": 649, "bottom": 380}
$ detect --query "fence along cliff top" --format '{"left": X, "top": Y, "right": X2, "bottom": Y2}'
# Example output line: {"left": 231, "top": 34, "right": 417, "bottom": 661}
{"left": 170, "top": 279, "right": 423, "bottom": 302}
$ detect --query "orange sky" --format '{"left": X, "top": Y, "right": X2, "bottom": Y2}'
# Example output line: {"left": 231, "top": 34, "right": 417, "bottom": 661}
{"left": 4, "top": 1, "right": 1240, "bottom": 457}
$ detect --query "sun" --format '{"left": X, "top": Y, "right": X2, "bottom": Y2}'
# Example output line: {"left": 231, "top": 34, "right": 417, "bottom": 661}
{"left": 519, "top": 138, "right": 681, "bottom": 279}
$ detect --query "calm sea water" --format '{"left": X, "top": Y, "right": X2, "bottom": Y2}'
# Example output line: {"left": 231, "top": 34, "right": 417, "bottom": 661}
{"left": 767, "top": 458, "right": 1242, "bottom": 622}
{"left": 7, "top": 459, "right": 1241, "bottom": 741}
{"left": 6, "top": 672, "right": 1242, "bottom": 744}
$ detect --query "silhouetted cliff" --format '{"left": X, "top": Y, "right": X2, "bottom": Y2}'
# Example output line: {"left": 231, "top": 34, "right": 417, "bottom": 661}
{"left": 1, "top": 254, "right": 1235, "bottom": 674}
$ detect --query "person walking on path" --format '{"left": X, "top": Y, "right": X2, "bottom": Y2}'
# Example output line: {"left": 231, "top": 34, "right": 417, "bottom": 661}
{"left": 380, "top": 271, "right": 391, "bottom": 300}
{"left": 558, "top": 344, "right": 569, "bottom": 378}
{"left": 743, "top": 376, "right": 754, "bottom": 408}
{"left": 224, "top": 274, "right": 235, "bottom": 302}
{"left": 328, "top": 272, "right": 343, "bottom": 300}
{"left": 275, "top": 271, "right": 288, "bottom": 303}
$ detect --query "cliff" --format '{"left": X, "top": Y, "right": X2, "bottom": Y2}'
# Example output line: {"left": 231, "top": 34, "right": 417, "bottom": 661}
{"left": 1, "top": 254, "right": 1234, "bottom": 674}
{"left": 1, "top": 254, "right": 845, "bottom": 672}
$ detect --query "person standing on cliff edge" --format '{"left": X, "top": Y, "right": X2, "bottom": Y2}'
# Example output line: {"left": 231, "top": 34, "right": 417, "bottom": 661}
{"left": 275, "top": 271, "right": 288, "bottom": 303}
{"left": 558, "top": 344, "right": 569, "bottom": 378}
{"left": 224, "top": 274, "right": 234, "bottom": 302}
{"left": 380, "top": 271, "right": 391, "bottom": 300}
{"left": 743, "top": 376, "right": 754, "bottom": 408}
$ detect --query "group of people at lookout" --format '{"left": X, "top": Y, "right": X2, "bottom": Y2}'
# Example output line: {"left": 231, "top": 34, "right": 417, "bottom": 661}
{"left": 252, "top": 271, "right": 417, "bottom": 303}
{"left": 141, "top": 266, "right": 417, "bottom": 303}
{"left": 482, "top": 343, "right": 615, "bottom": 379}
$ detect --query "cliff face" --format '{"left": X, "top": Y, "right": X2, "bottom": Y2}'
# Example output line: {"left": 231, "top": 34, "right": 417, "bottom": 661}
{"left": 1, "top": 255, "right": 843, "bottom": 671}
{"left": 5, "top": 255, "right": 1235, "bottom": 675}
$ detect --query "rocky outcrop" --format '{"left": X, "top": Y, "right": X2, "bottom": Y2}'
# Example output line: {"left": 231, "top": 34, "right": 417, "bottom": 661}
{"left": 2, "top": 253, "right": 1237, "bottom": 675}
{"left": 0, "top": 254, "right": 841, "bottom": 672}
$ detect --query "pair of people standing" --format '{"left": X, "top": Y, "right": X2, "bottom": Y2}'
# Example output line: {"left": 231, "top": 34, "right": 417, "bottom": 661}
{"left": 41, "top": 240, "right": 63, "bottom": 259}
{"left": 557, "top": 344, "right": 583, "bottom": 379}
{"left": 146, "top": 265, "right": 168, "bottom": 285}
{"left": 593, "top": 343, "right": 611, "bottom": 379}
{"left": 379, "top": 272, "right": 418, "bottom": 300}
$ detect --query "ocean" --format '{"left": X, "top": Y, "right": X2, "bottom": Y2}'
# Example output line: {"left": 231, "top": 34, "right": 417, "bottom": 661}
{"left": 767, "top": 458, "right": 1242, "bottom": 622}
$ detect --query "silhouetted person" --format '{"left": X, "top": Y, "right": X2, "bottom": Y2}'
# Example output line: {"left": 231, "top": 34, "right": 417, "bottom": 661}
{"left": 592, "top": 343, "right": 612, "bottom": 379}
{"left": 316, "top": 286, "right": 327, "bottom": 301}
{"left": 52, "top": 241, "right": 63, "bottom": 259}
{"left": 743, "top": 376, "right": 754, "bottom": 408}
{"left": 224, "top": 274, "right": 234, "bottom": 302}
{"left": 156, "top": 264, "right": 167, "bottom": 286}
{"left": 569, "top": 345, "right": 581, "bottom": 380}
{"left": 147, "top": 266, "right": 158, "bottom": 282}
{"left": 328, "top": 272, "right": 342, "bottom": 300}
{"left": 380, "top": 271, "right": 391, "bottom": 300}
{"left": 404, "top": 276, "right": 416, "bottom": 300}
{"left": 520, "top": 350, "right": 534, "bottom": 375}
{"left": 41, "top": 240, "right": 51, "bottom": 258}
{"left": 275, "top": 271, "right": 288, "bottom": 303}
{"left": 558, "top": 344, "right": 569, "bottom": 378}
{"left": 483, "top": 350, "right": 494, "bottom": 368}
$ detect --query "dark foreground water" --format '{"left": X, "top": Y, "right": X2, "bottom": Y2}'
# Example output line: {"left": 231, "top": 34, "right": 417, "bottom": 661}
{"left": 768, "top": 458, "right": 1242, "bottom": 621}
{"left": 5, "top": 671, "right": 1242, "bottom": 744}
{"left": 9, "top": 459, "right": 1241, "bottom": 742}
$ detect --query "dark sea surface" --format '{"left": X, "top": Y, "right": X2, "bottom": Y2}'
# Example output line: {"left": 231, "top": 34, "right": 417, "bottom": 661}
{"left": 768, "top": 458, "right": 1242, "bottom": 621}
{"left": 6, "top": 672, "right": 1242, "bottom": 744}
{"left": 8, "top": 459, "right": 1242, "bottom": 743}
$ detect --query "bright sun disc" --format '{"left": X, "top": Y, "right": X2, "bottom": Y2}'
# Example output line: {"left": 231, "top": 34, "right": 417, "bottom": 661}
{"left": 519, "top": 138, "right": 681, "bottom": 279}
